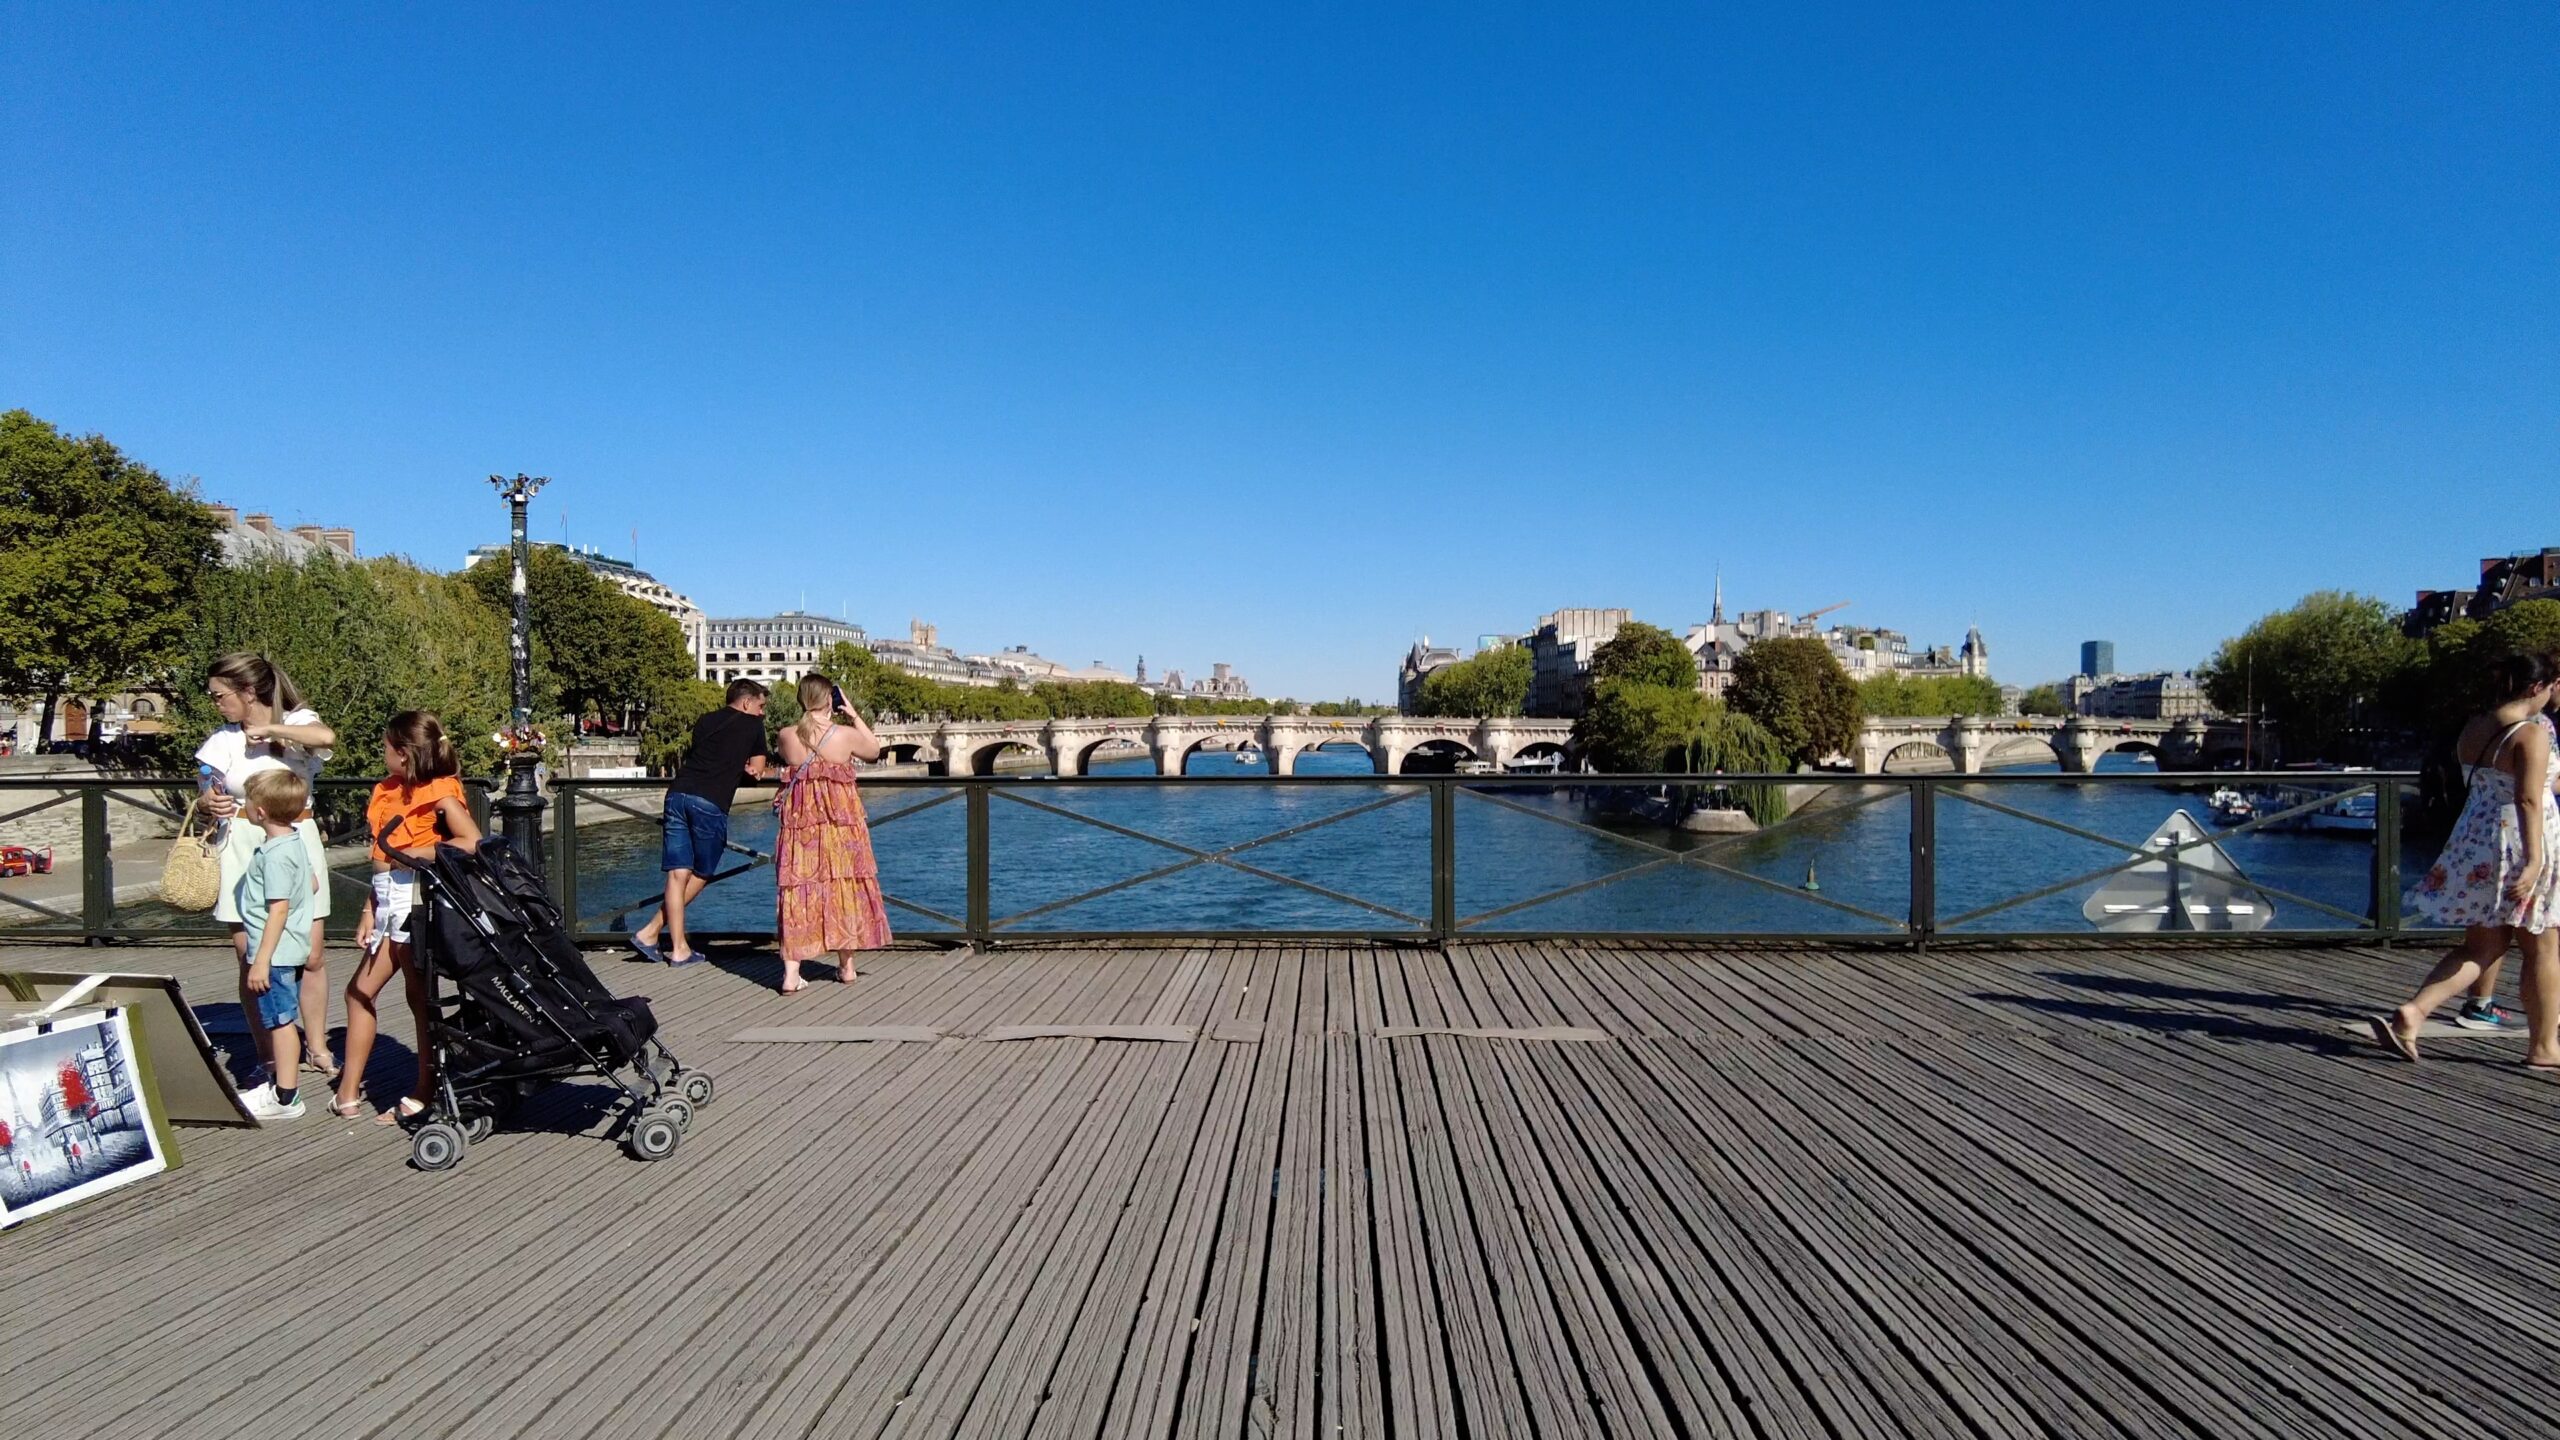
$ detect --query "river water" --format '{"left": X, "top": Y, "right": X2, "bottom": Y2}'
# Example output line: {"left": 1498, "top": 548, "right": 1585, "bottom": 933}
{"left": 560, "top": 750, "right": 2422, "bottom": 939}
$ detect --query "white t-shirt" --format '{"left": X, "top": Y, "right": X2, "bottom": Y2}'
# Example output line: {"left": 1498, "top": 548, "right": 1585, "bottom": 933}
{"left": 195, "top": 708, "right": 332, "bottom": 799}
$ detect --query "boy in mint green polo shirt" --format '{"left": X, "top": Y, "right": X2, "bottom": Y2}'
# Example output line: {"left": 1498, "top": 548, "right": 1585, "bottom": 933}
{"left": 237, "top": 770, "right": 316, "bottom": 1120}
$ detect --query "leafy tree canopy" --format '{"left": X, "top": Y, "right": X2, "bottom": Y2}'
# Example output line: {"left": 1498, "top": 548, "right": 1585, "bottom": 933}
{"left": 640, "top": 678, "right": 728, "bottom": 771}
{"left": 1412, "top": 644, "right": 1532, "bottom": 718}
{"left": 2197, "top": 591, "right": 2418, "bottom": 761}
{"left": 0, "top": 411, "right": 221, "bottom": 728}
{"left": 2017, "top": 683, "right": 2068, "bottom": 717}
{"left": 1673, "top": 708, "right": 1791, "bottom": 825}
{"left": 463, "top": 545, "right": 694, "bottom": 723}
{"left": 1571, "top": 679, "right": 1707, "bottom": 773}
{"left": 1858, "top": 672, "right": 2005, "bottom": 718}
{"left": 1587, "top": 623, "right": 1697, "bottom": 692}
{"left": 176, "top": 554, "right": 512, "bottom": 797}
{"left": 1727, "top": 636, "right": 1860, "bottom": 766}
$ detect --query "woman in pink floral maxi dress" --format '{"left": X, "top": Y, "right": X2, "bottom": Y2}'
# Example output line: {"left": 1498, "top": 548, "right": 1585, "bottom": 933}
{"left": 2375, "top": 650, "right": 2560, "bottom": 1064}
{"left": 774, "top": 675, "right": 893, "bottom": 994}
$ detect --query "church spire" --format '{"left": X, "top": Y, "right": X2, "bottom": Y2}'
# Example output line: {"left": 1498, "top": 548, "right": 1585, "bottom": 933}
{"left": 1711, "top": 567, "right": 1726, "bottom": 627}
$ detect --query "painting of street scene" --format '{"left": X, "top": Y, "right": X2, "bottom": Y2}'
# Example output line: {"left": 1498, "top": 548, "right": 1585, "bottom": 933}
{"left": 0, "top": 1012, "right": 165, "bottom": 1227}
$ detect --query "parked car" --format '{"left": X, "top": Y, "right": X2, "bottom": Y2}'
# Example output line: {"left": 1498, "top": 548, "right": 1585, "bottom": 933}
{"left": 0, "top": 845, "right": 54, "bottom": 877}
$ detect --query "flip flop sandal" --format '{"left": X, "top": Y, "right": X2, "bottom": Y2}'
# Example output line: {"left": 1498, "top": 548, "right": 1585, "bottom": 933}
{"left": 2368, "top": 1016, "right": 2419, "bottom": 1063}
{"left": 629, "top": 936, "right": 664, "bottom": 964}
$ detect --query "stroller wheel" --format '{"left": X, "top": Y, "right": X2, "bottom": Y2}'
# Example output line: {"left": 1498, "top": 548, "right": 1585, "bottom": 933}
{"left": 654, "top": 1097, "right": 694, "bottom": 1133}
{"left": 625, "top": 1113, "right": 681, "bottom": 1162}
{"left": 412, "top": 1122, "right": 468, "bottom": 1173}
{"left": 462, "top": 1113, "right": 496, "bottom": 1144}
{"left": 678, "top": 1072, "right": 716, "bottom": 1108}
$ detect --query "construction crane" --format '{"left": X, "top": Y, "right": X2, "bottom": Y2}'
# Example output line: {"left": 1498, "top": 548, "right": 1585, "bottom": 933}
{"left": 1801, "top": 601, "right": 1851, "bottom": 623}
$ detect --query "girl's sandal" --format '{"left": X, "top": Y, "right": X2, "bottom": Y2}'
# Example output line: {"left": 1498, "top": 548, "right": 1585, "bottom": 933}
{"left": 304, "top": 1052, "right": 340, "bottom": 1081}
{"left": 374, "top": 1097, "right": 428, "bottom": 1128}
{"left": 328, "top": 1098, "right": 366, "bottom": 1119}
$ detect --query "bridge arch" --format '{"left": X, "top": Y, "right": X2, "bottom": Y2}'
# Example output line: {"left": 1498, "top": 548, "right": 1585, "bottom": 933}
{"left": 1395, "top": 738, "right": 1480, "bottom": 774}
{"left": 877, "top": 741, "right": 929, "bottom": 767}
{"left": 1878, "top": 740, "right": 1954, "bottom": 773}
{"left": 1064, "top": 734, "right": 1150, "bottom": 776}
{"left": 956, "top": 738, "right": 1046, "bottom": 777}
{"left": 2095, "top": 739, "right": 2162, "bottom": 767}
{"left": 1980, "top": 733, "right": 2069, "bottom": 771}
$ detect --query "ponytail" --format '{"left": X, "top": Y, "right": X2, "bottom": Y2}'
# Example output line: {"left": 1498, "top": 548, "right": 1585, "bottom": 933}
{"left": 384, "top": 710, "right": 459, "bottom": 782}
{"left": 209, "top": 652, "right": 307, "bottom": 714}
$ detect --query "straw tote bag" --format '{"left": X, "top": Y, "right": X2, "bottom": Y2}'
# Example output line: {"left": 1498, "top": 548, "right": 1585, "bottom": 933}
{"left": 159, "top": 796, "right": 223, "bottom": 912}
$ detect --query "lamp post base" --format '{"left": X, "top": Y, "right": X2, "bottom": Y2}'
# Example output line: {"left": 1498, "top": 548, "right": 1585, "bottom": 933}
{"left": 496, "top": 753, "right": 548, "bottom": 880}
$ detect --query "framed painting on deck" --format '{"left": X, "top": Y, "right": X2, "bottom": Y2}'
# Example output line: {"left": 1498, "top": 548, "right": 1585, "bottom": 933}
{"left": 0, "top": 1008, "right": 169, "bottom": 1228}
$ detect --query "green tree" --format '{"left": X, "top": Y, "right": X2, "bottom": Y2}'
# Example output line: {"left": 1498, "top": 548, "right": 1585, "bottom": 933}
{"left": 1571, "top": 679, "right": 1707, "bottom": 773}
{"left": 2198, "top": 591, "right": 2420, "bottom": 761}
{"left": 1031, "top": 679, "right": 1154, "bottom": 718}
{"left": 1727, "top": 637, "right": 1859, "bottom": 766}
{"left": 2017, "top": 683, "right": 2068, "bottom": 717}
{"left": 1412, "top": 644, "right": 1532, "bottom": 717}
{"left": 639, "top": 677, "right": 727, "bottom": 771}
{"left": 176, "top": 554, "right": 512, "bottom": 810}
{"left": 1674, "top": 707, "right": 1791, "bottom": 825}
{"left": 2396, "top": 602, "right": 2560, "bottom": 738}
{"left": 1858, "top": 672, "right": 2005, "bottom": 718}
{"left": 464, "top": 546, "right": 695, "bottom": 726}
{"left": 0, "top": 411, "right": 223, "bottom": 738}
{"left": 1587, "top": 622, "right": 1698, "bottom": 692}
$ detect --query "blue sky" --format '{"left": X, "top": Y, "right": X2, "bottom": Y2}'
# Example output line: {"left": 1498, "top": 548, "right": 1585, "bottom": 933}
{"left": 6, "top": 3, "right": 2553, "bottom": 701}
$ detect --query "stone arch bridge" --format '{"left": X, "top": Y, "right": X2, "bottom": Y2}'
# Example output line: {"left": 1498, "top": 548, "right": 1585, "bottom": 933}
{"left": 1857, "top": 715, "right": 2246, "bottom": 774}
{"left": 866, "top": 713, "right": 2246, "bottom": 778}
{"left": 869, "top": 716, "right": 1577, "bottom": 777}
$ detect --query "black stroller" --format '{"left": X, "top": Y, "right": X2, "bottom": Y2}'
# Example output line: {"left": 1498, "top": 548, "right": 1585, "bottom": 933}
{"left": 385, "top": 831, "right": 714, "bottom": 1172}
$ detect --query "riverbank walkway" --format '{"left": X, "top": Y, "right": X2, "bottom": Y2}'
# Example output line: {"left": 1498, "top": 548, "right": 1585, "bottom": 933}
{"left": 4, "top": 936, "right": 2556, "bottom": 1438}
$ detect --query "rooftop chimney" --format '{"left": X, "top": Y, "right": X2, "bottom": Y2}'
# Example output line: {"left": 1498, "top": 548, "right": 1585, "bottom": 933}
{"left": 321, "top": 527, "right": 356, "bottom": 555}
{"left": 244, "top": 513, "right": 277, "bottom": 535}
{"left": 290, "top": 524, "right": 325, "bottom": 544}
{"left": 205, "top": 503, "right": 239, "bottom": 528}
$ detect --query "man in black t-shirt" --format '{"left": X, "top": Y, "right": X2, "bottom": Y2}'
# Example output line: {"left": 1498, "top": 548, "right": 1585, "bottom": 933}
{"left": 630, "top": 679, "right": 773, "bottom": 965}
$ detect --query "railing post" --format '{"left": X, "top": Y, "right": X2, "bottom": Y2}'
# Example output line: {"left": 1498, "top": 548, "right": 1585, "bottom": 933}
{"left": 1909, "top": 778, "right": 1936, "bottom": 950}
{"left": 966, "top": 783, "right": 991, "bottom": 946}
{"left": 2372, "top": 782, "right": 2401, "bottom": 940}
{"left": 83, "top": 786, "right": 111, "bottom": 940}
{"left": 552, "top": 784, "right": 580, "bottom": 928}
{"left": 1430, "top": 778, "right": 1455, "bottom": 943}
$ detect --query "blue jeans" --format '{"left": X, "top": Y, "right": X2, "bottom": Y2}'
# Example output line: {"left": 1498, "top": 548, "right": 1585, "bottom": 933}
{"left": 255, "top": 966, "right": 304, "bottom": 1030}
{"left": 662, "top": 792, "right": 730, "bottom": 875}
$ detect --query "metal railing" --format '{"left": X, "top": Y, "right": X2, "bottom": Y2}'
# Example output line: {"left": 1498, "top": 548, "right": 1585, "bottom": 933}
{"left": 0, "top": 776, "right": 492, "bottom": 941}
{"left": 538, "top": 769, "right": 2423, "bottom": 948}
{"left": 0, "top": 769, "right": 2421, "bottom": 946}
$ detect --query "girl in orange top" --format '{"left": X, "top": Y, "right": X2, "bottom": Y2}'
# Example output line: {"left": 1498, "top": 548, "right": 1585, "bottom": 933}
{"left": 333, "top": 712, "right": 481, "bottom": 1124}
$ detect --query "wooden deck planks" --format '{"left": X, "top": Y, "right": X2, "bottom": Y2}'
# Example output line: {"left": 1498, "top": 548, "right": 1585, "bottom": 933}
{"left": 9, "top": 937, "right": 2560, "bottom": 1439}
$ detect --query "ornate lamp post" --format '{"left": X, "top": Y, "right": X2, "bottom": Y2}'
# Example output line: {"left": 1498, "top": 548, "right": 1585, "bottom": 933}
{"left": 488, "top": 473, "right": 551, "bottom": 875}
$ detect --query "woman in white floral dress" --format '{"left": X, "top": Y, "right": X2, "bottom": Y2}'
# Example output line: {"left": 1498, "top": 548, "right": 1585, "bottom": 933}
{"left": 2376, "top": 650, "right": 2560, "bottom": 1065}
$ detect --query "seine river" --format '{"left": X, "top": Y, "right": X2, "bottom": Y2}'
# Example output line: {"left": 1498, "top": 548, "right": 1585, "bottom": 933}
{"left": 562, "top": 750, "right": 2419, "bottom": 939}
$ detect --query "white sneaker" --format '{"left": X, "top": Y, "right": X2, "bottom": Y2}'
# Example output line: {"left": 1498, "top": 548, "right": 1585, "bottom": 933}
{"left": 243, "top": 1084, "right": 305, "bottom": 1121}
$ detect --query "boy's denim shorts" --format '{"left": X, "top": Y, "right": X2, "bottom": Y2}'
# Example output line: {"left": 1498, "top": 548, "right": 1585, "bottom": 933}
{"left": 256, "top": 966, "right": 304, "bottom": 1029}
{"left": 662, "top": 792, "right": 730, "bottom": 875}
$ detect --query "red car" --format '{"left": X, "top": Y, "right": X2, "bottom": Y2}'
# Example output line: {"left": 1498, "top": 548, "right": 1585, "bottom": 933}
{"left": 0, "top": 845, "right": 54, "bottom": 877}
